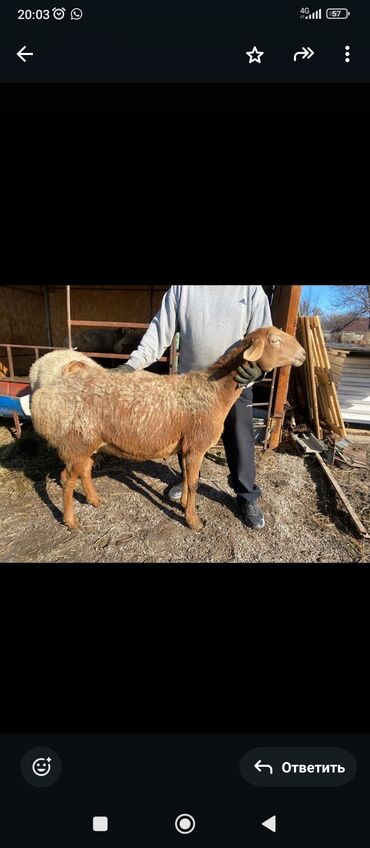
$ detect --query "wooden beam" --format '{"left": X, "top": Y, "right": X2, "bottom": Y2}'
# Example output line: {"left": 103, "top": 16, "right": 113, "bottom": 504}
{"left": 43, "top": 285, "right": 52, "bottom": 347}
{"left": 316, "top": 453, "right": 370, "bottom": 540}
{"left": 66, "top": 285, "right": 72, "bottom": 348}
{"left": 269, "top": 285, "right": 303, "bottom": 449}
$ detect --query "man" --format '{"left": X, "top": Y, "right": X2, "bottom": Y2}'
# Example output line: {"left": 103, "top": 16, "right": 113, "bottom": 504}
{"left": 114, "top": 285, "right": 272, "bottom": 530}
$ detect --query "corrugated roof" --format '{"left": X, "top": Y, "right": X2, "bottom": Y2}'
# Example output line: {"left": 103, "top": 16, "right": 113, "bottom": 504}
{"left": 337, "top": 355, "right": 370, "bottom": 425}
{"left": 327, "top": 342, "right": 370, "bottom": 354}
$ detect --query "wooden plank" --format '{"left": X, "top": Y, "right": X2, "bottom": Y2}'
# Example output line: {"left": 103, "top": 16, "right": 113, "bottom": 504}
{"left": 313, "top": 316, "right": 331, "bottom": 369}
{"left": 304, "top": 318, "right": 322, "bottom": 439}
{"left": 316, "top": 453, "right": 370, "bottom": 539}
{"left": 327, "top": 362, "right": 345, "bottom": 378}
{"left": 317, "top": 383, "right": 332, "bottom": 425}
{"left": 300, "top": 317, "right": 314, "bottom": 422}
{"left": 313, "top": 318, "right": 347, "bottom": 438}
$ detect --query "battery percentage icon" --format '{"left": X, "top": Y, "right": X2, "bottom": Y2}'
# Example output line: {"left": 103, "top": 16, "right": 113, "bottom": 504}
{"left": 326, "top": 8, "right": 351, "bottom": 18}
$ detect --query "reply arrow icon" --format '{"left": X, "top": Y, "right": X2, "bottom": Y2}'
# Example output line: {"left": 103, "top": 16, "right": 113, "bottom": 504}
{"left": 293, "top": 46, "right": 315, "bottom": 61}
{"left": 254, "top": 760, "right": 274, "bottom": 774}
{"left": 17, "top": 45, "right": 34, "bottom": 63}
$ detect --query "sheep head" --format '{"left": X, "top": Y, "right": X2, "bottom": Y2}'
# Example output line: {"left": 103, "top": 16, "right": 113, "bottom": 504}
{"left": 243, "top": 326, "right": 306, "bottom": 371}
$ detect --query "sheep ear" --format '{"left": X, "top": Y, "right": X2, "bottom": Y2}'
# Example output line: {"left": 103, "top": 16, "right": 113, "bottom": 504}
{"left": 243, "top": 338, "right": 265, "bottom": 362}
{"left": 62, "top": 360, "right": 88, "bottom": 377}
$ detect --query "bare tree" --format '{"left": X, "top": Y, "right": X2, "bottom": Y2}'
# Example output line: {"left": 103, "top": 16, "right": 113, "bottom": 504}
{"left": 321, "top": 310, "right": 360, "bottom": 332}
{"left": 299, "top": 288, "right": 324, "bottom": 316}
{"left": 330, "top": 285, "right": 370, "bottom": 328}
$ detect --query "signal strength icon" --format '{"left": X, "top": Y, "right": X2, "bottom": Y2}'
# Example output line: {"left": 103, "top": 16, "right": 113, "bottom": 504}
{"left": 300, "top": 8, "right": 322, "bottom": 18}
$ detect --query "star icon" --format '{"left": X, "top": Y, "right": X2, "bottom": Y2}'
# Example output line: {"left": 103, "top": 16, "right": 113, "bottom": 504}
{"left": 245, "top": 46, "right": 264, "bottom": 64}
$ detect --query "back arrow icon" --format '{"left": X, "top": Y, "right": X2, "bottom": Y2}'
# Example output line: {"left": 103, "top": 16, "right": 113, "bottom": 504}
{"left": 17, "top": 46, "right": 34, "bottom": 63}
{"left": 293, "top": 46, "right": 314, "bottom": 61}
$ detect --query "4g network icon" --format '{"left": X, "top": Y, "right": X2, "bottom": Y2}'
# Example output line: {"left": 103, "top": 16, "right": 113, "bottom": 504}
{"left": 299, "top": 7, "right": 351, "bottom": 19}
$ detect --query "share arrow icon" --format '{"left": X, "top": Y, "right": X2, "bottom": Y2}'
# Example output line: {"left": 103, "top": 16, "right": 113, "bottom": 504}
{"left": 293, "top": 46, "right": 315, "bottom": 61}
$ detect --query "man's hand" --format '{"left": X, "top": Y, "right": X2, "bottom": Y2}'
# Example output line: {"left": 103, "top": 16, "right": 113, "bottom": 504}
{"left": 235, "top": 362, "right": 263, "bottom": 386}
{"left": 113, "top": 364, "right": 135, "bottom": 374}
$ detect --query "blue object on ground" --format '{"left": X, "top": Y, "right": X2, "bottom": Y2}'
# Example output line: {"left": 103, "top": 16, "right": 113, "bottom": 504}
{"left": 0, "top": 395, "right": 32, "bottom": 419}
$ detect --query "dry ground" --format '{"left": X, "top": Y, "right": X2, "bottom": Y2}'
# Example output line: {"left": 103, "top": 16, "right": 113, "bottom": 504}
{"left": 0, "top": 423, "right": 369, "bottom": 564}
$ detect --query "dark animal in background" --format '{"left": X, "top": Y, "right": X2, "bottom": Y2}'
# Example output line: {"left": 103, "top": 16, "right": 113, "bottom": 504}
{"left": 62, "top": 328, "right": 144, "bottom": 369}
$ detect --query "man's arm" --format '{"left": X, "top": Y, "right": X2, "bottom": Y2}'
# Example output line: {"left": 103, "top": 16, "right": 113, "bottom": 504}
{"left": 245, "top": 286, "right": 273, "bottom": 335}
{"left": 236, "top": 286, "right": 273, "bottom": 386}
{"left": 119, "top": 286, "right": 180, "bottom": 372}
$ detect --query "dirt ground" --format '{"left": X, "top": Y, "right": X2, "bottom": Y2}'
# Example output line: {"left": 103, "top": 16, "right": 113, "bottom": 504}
{"left": 0, "top": 422, "right": 369, "bottom": 564}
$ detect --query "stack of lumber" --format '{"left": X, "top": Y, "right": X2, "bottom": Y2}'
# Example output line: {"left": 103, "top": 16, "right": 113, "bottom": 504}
{"left": 299, "top": 316, "right": 347, "bottom": 440}
{"left": 327, "top": 348, "right": 350, "bottom": 386}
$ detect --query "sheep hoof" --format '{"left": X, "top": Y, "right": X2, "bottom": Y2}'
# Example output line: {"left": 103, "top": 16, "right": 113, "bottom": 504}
{"left": 64, "top": 518, "right": 81, "bottom": 532}
{"left": 87, "top": 496, "right": 102, "bottom": 508}
{"left": 187, "top": 516, "right": 204, "bottom": 532}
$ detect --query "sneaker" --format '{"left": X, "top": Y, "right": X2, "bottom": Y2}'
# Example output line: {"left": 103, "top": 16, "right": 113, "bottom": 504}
{"left": 237, "top": 497, "right": 265, "bottom": 530}
{"left": 168, "top": 482, "right": 184, "bottom": 501}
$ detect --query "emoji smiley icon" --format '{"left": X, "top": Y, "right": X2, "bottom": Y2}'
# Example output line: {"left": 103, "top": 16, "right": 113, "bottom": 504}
{"left": 32, "top": 757, "right": 52, "bottom": 777}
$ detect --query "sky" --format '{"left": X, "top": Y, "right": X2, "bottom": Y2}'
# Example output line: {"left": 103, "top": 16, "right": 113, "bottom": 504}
{"left": 302, "top": 285, "right": 338, "bottom": 311}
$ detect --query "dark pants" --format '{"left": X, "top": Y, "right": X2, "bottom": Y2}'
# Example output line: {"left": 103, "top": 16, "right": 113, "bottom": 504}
{"left": 178, "top": 388, "right": 262, "bottom": 503}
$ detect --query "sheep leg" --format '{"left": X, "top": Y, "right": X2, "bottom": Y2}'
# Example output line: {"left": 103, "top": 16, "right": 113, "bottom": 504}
{"left": 61, "top": 461, "right": 86, "bottom": 531}
{"left": 184, "top": 452, "right": 204, "bottom": 531}
{"left": 180, "top": 454, "right": 189, "bottom": 509}
{"left": 80, "top": 457, "right": 102, "bottom": 508}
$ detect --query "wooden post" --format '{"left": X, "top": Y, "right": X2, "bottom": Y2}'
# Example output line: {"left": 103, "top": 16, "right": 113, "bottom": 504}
{"left": 66, "top": 285, "right": 72, "bottom": 348}
{"left": 316, "top": 453, "right": 370, "bottom": 540}
{"left": 264, "top": 368, "right": 277, "bottom": 451}
{"left": 269, "top": 285, "right": 303, "bottom": 450}
{"left": 43, "top": 285, "right": 52, "bottom": 347}
{"left": 6, "top": 345, "right": 15, "bottom": 380}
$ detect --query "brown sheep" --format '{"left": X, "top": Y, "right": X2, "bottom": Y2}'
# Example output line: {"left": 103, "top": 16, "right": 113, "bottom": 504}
{"left": 31, "top": 326, "right": 306, "bottom": 532}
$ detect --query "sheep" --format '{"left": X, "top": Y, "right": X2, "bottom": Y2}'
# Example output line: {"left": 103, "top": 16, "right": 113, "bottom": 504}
{"left": 29, "top": 349, "right": 102, "bottom": 393}
{"left": 31, "top": 326, "right": 306, "bottom": 532}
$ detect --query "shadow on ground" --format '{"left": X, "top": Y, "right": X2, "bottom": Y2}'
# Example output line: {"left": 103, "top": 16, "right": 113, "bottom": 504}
{"left": 0, "top": 425, "right": 238, "bottom": 531}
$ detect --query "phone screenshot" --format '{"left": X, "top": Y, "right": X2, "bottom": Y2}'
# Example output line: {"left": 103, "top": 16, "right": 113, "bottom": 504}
{"left": 0, "top": 1, "right": 368, "bottom": 846}
{"left": 1, "top": 283, "right": 369, "bottom": 844}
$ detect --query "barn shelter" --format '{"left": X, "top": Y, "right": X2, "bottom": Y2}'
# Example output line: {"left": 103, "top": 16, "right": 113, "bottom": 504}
{"left": 0, "top": 284, "right": 302, "bottom": 448}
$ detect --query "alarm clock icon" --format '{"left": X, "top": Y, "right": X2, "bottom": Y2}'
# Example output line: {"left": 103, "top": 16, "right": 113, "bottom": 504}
{"left": 52, "top": 7, "right": 66, "bottom": 20}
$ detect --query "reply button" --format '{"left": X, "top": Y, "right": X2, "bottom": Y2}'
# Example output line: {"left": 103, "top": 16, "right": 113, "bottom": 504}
{"left": 239, "top": 748, "right": 357, "bottom": 788}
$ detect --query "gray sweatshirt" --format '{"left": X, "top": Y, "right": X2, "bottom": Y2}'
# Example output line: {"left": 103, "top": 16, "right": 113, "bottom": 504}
{"left": 127, "top": 285, "right": 272, "bottom": 374}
